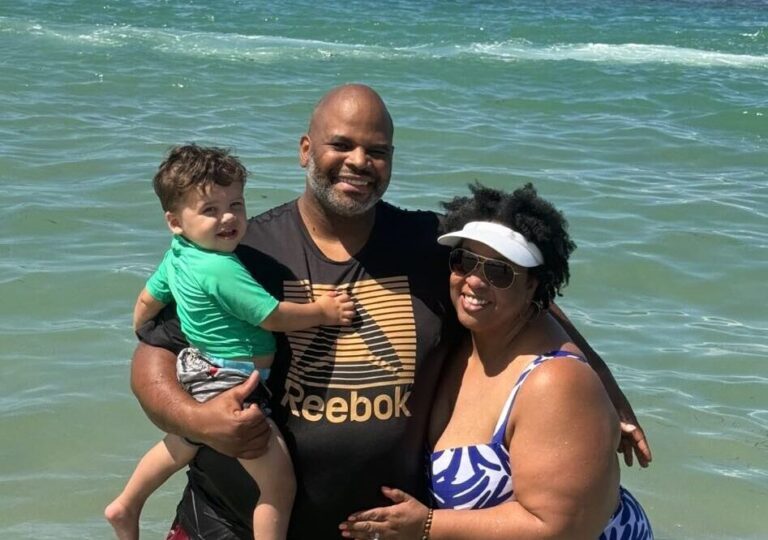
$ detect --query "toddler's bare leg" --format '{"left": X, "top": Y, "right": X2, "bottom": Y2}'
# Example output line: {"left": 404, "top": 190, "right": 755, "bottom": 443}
{"left": 238, "top": 419, "right": 296, "bottom": 540}
{"left": 105, "top": 433, "right": 198, "bottom": 540}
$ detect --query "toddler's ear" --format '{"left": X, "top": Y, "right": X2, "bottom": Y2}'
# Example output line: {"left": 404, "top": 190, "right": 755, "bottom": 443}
{"left": 165, "top": 211, "right": 183, "bottom": 235}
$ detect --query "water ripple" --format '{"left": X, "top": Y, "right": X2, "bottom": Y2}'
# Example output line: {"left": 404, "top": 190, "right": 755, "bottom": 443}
{"left": 3, "top": 17, "right": 767, "bottom": 69}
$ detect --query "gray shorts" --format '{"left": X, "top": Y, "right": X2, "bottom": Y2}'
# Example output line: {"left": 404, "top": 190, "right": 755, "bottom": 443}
{"left": 176, "top": 347, "right": 272, "bottom": 411}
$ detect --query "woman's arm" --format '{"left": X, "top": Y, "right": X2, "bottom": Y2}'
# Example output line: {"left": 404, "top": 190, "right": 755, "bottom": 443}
{"left": 342, "top": 359, "right": 620, "bottom": 540}
{"left": 130, "top": 342, "right": 271, "bottom": 459}
{"left": 549, "top": 302, "right": 652, "bottom": 467}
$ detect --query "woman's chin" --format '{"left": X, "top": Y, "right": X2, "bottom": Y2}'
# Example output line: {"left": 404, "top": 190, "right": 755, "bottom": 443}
{"left": 456, "top": 310, "right": 489, "bottom": 332}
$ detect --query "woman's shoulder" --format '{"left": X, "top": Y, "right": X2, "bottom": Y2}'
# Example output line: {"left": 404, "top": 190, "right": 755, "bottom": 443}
{"left": 527, "top": 351, "right": 599, "bottom": 388}
{"left": 511, "top": 351, "right": 620, "bottom": 448}
{"left": 517, "top": 351, "right": 613, "bottom": 415}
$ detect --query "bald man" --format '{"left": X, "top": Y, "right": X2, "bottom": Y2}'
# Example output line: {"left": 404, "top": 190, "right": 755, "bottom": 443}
{"left": 131, "top": 84, "right": 649, "bottom": 539}
{"left": 132, "top": 85, "right": 453, "bottom": 539}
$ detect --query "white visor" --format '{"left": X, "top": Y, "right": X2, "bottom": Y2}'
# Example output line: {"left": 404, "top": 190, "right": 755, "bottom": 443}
{"left": 437, "top": 221, "right": 544, "bottom": 268}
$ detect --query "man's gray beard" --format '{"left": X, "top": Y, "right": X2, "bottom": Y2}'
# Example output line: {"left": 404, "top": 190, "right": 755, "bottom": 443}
{"left": 306, "top": 156, "right": 384, "bottom": 217}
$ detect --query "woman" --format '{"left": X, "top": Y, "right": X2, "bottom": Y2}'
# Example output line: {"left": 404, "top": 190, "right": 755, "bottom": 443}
{"left": 340, "top": 183, "right": 653, "bottom": 539}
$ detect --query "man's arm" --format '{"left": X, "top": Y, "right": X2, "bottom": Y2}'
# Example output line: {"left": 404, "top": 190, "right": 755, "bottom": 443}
{"left": 130, "top": 342, "right": 271, "bottom": 459}
{"left": 549, "top": 302, "right": 652, "bottom": 467}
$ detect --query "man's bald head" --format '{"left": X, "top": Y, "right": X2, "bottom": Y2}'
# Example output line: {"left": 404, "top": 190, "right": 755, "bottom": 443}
{"left": 299, "top": 84, "right": 395, "bottom": 218}
{"left": 308, "top": 84, "right": 394, "bottom": 139}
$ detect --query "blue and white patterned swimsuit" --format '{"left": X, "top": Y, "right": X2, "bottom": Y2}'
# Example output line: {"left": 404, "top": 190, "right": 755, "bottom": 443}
{"left": 429, "top": 351, "right": 653, "bottom": 539}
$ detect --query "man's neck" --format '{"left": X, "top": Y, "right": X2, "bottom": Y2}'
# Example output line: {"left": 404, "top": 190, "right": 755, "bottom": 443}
{"left": 297, "top": 194, "right": 377, "bottom": 262}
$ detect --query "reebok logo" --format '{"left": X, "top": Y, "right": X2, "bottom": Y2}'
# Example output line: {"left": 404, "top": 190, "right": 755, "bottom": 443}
{"left": 281, "top": 379, "right": 412, "bottom": 422}
{"left": 281, "top": 276, "right": 417, "bottom": 424}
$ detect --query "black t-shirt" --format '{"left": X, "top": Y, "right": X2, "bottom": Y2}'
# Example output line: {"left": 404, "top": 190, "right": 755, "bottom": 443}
{"left": 138, "top": 200, "right": 456, "bottom": 539}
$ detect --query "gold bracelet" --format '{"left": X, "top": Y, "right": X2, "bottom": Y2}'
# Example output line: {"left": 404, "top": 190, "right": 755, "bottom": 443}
{"left": 421, "top": 507, "right": 434, "bottom": 540}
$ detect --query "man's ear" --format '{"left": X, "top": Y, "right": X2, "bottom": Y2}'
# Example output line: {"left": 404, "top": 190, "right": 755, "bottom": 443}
{"left": 299, "top": 135, "right": 310, "bottom": 168}
{"left": 164, "top": 211, "right": 183, "bottom": 235}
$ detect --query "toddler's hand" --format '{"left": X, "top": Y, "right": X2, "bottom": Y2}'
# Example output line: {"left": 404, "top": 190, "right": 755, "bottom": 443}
{"left": 318, "top": 289, "right": 355, "bottom": 326}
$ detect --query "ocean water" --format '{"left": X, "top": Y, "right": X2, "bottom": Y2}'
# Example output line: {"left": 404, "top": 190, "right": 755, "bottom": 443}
{"left": 1, "top": 1, "right": 766, "bottom": 538}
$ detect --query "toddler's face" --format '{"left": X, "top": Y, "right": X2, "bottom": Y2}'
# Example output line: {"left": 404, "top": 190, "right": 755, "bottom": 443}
{"left": 167, "top": 182, "right": 247, "bottom": 252}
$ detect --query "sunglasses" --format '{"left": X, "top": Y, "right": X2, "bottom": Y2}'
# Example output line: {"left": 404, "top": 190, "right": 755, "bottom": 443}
{"left": 448, "top": 248, "right": 521, "bottom": 289}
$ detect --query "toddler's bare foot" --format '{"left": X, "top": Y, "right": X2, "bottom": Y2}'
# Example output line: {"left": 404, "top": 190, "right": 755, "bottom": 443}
{"left": 104, "top": 499, "right": 140, "bottom": 540}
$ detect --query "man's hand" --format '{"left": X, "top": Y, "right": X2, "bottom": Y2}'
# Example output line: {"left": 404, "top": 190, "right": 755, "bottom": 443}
{"left": 591, "top": 367, "right": 652, "bottom": 468}
{"left": 617, "top": 414, "right": 652, "bottom": 468}
{"left": 132, "top": 342, "right": 272, "bottom": 460}
{"left": 193, "top": 372, "right": 272, "bottom": 460}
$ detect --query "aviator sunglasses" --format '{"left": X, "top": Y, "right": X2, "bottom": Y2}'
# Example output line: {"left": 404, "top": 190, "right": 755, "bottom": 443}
{"left": 448, "top": 248, "right": 521, "bottom": 289}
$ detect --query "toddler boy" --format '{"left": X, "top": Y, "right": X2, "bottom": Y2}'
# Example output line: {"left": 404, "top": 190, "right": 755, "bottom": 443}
{"left": 105, "top": 144, "right": 354, "bottom": 540}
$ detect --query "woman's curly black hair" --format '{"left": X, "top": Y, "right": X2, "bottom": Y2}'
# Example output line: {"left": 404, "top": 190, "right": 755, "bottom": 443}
{"left": 440, "top": 182, "right": 576, "bottom": 309}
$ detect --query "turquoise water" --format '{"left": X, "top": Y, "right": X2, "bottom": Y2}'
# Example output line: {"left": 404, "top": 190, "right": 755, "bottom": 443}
{"left": 1, "top": 1, "right": 766, "bottom": 538}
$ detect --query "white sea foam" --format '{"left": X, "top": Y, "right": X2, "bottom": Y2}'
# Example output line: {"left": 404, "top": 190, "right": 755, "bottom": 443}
{"left": 3, "top": 17, "right": 767, "bottom": 69}
{"left": 469, "top": 41, "right": 768, "bottom": 68}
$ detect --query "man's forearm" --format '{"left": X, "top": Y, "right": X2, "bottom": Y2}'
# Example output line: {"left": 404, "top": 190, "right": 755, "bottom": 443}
{"left": 130, "top": 341, "right": 272, "bottom": 459}
{"left": 130, "top": 341, "right": 197, "bottom": 437}
{"left": 549, "top": 302, "right": 626, "bottom": 402}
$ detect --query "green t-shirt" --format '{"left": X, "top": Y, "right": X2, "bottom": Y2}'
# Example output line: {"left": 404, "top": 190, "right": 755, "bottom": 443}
{"left": 145, "top": 235, "right": 279, "bottom": 359}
